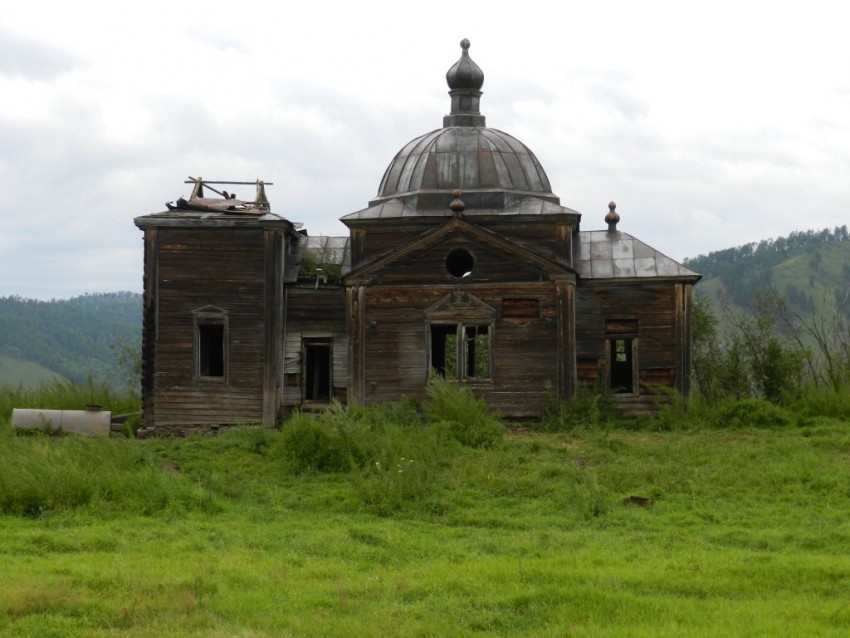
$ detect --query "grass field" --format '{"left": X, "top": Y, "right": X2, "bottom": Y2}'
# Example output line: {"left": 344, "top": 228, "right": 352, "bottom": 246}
{"left": 2, "top": 407, "right": 850, "bottom": 637}
{"left": 0, "top": 355, "right": 65, "bottom": 389}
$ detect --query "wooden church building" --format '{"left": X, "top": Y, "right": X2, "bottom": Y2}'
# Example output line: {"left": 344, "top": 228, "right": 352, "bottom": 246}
{"left": 134, "top": 40, "right": 700, "bottom": 433}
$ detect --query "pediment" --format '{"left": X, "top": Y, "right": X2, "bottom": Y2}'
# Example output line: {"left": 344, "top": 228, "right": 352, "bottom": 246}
{"left": 424, "top": 291, "right": 496, "bottom": 322}
{"left": 192, "top": 305, "right": 228, "bottom": 316}
{"left": 344, "top": 218, "right": 576, "bottom": 285}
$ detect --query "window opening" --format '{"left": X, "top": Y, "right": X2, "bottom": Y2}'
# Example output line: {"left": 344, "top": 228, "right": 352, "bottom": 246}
{"left": 304, "top": 342, "right": 332, "bottom": 401}
{"left": 430, "top": 324, "right": 490, "bottom": 381}
{"left": 198, "top": 324, "right": 225, "bottom": 377}
{"left": 609, "top": 338, "right": 634, "bottom": 393}
{"left": 193, "top": 307, "right": 228, "bottom": 381}
{"left": 445, "top": 248, "right": 474, "bottom": 278}
{"left": 430, "top": 324, "right": 457, "bottom": 377}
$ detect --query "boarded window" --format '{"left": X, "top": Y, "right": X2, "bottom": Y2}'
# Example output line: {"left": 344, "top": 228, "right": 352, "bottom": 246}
{"left": 502, "top": 298, "right": 540, "bottom": 320}
{"left": 606, "top": 319, "right": 638, "bottom": 335}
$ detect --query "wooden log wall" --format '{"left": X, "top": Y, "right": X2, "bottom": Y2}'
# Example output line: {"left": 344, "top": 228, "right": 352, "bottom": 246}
{"left": 151, "top": 228, "right": 273, "bottom": 429}
{"left": 282, "top": 285, "right": 348, "bottom": 408}
{"left": 358, "top": 282, "right": 564, "bottom": 419}
{"left": 574, "top": 282, "right": 683, "bottom": 391}
{"left": 350, "top": 217, "right": 575, "bottom": 271}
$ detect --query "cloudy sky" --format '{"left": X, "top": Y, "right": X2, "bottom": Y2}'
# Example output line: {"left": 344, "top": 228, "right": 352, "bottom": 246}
{"left": 2, "top": 0, "right": 848, "bottom": 299}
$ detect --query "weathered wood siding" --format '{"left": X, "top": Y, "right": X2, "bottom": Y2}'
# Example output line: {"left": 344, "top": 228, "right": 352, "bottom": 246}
{"left": 356, "top": 282, "right": 565, "bottom": 419}
{"left": 574, "top": 282, "right": 683, "bottom": 391}
{"left": 354, "top": 222, "right": 436, "bottom": 268}
{"left": 282, "top": 285, "right": 348, "bottom": 408}
{"left": 350, "top": 218, "right": 575, "bottom": 271}
{"left": 479, "top": 219, "right": 574, "bottom": 266}
{"left": 150, "top": 228, "right": 271, "bottom": 429}
{"left": 368, "top": 231, "right": 555, "bottom": 286}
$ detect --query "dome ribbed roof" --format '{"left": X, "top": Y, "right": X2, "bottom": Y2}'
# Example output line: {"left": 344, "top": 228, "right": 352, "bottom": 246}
{"left": 376, "top": 127, "right": 553, "bottom": 200}
{"left": 371, "top": 39, "right": 558, "bottom": 207}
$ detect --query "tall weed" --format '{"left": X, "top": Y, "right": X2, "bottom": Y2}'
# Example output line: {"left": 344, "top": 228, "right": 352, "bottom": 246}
{"left": 710, "top": 397, "right": 797, "bottom": 428}
{"left": 273, "top": 402, "right": 363, "bottom": 473}
{"left": 423, "top": 376, "right": 504, "bottom": 448}
{"left": 0, "top": 426, "right": 215, "bottom": 516}
{"left": 792, "top": 383, "right": 850, "bottom": 419}
{"left": 274, "top": 383, "right": 500, "bottom": 512}
{"left": 0, "top": 378, "right": 140, "bottom": 422}
{"left": 540, "top": 385, "right": 615, "bottom": 431}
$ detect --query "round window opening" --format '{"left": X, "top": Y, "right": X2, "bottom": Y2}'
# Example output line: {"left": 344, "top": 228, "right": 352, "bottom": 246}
{"left": 446, "top": 248, "right": 475, "bottom": 278}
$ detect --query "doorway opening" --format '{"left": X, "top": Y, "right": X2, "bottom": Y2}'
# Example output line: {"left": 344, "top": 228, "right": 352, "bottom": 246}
{"left": 609, "top": 338, "right": 634, "bottom": 393}
{"left": 304, "top": 341, "right": 332, "bottom": 402}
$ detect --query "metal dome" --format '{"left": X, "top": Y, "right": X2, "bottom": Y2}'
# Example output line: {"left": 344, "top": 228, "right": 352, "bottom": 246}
{"left": 375, "top": 126, "right": 554, "bottom": 201}
{"left": 370, "top": 39, "right": 558, "bottom": 208}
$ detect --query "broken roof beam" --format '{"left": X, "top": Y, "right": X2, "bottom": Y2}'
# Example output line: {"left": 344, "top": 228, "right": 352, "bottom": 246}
{"left": 186, "top": 177, "right": 273, "bottom": 210}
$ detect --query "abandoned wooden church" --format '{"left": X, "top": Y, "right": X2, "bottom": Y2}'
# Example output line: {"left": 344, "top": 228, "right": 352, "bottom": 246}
{"left": 134, "top": 40, "right": 700, "bottom": 433}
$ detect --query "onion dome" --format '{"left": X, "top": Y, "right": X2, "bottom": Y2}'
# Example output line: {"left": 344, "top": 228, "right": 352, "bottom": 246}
{"left": 444, "top": 38, "right": 485, "bottom": 127}
{"left": 371, "top": 39, "right": 558, "bottom": 208}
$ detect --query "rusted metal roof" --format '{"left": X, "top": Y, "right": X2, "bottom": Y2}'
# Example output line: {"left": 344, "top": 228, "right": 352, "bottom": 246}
{"left": 575, "top": 230, "right": 700, "bottom": 281}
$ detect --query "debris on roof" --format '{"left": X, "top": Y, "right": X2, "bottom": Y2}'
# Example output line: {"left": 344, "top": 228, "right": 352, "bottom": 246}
{"left": 165, "top": 177, "right": 273, "bottom": 214}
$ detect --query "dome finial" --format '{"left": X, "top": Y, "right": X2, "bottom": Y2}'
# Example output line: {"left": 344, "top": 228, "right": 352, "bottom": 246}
{"left": 605, "top": 201, "right": 620, "bottom": 232}
{"left": 443, "top": 38, "right": 486, "bottom": 128}
{"left": 450, "top": 189, "right": 465, "bottom": 217}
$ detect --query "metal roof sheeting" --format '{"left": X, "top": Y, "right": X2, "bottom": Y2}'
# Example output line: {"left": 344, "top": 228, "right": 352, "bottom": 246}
{"left": 575, "top": 231, "right": 699, "bottom": 281}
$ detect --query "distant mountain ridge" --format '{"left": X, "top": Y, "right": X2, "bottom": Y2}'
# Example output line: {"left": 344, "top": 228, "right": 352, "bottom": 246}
{"left": 685, "top": 226, "right": 850, "bottom": 317}
{"left": 0, "top": 292, "right": 141, "bottom": 387}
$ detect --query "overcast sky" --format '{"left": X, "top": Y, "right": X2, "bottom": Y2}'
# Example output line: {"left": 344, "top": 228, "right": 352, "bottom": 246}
{"left": 2, "top": 0, "right": 848, "bottom": 299}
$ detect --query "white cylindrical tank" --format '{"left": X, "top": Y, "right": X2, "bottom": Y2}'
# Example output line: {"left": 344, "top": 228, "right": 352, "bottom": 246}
{"left": 11, "top": 408, "right": 112, "bottom": 437}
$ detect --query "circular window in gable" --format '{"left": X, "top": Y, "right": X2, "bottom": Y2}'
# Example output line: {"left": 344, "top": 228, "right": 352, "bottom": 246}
{"left": 446, "top": 248, "right": 475, "bottom": 278}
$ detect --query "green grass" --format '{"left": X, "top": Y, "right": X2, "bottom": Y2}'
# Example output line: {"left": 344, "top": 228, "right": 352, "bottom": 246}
{"left": 1, "top": 414, "right": 850, "bottom": 636}
{"left": 0, "top": 354, "right": 66, "bottom": 388}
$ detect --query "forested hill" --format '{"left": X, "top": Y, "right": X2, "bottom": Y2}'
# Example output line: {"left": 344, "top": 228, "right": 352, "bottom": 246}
{"left": 0, "top": 292, "right": 141, "bottom": 385}
{"left": 684, "top": 226, "right": 850, "bottom": 312}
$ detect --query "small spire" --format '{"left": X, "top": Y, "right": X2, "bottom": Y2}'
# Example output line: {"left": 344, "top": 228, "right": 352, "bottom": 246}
{"left": 450, "top": 189, "right": 465, "bottom": 217}
{"left": 605, "top": 201, "right": 620, "bottom": 232}
{"left": 255, "top": 180, "right": 270, "bottom": 211}
{"left": 443, "top": 39, "right": 486, "bottom": 128}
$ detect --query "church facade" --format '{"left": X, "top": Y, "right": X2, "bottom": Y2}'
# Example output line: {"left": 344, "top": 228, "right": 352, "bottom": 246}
{"left": 134, "top": 40, "right": 699, "bottom": 433}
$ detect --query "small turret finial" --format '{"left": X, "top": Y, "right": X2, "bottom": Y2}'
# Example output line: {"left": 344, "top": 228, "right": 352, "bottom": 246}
{"left": 605, "top": 201, "right": 620, "bottom": 232}
{"left": 443, "top": 39, "right": 486, "bottom": 128}
{"left": 450, "top": 189, "right": 465, "bottom": 217}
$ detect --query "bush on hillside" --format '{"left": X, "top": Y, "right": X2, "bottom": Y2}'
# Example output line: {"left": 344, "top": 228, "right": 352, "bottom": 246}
{"left": 274, "top": 402, "right": 364, "bottom": 473}
{"left": 423, "top": 375, "right": 504, "bottom": 448}
{"left": 539, "top": 385, "right": 616, "bottom": 431}
{"left": 711, "top": 397, "right": 796, "bottom": 429}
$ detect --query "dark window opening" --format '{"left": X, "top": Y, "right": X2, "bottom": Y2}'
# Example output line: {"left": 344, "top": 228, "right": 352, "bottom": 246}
{"left": 198, "top": 323, "right": 225, "bottom": 378}
{"left": 430, "top": 324, "right": 457, "bottom": 377}
{"left": 304, "top": 342, "right": 332, "bottom": 402}
{"left": 445, "top": 248, "right": 475, "bottom": 278}
{"left": 430, "top": 324, "right": 490, "bottom": 381}
{"left": 609, "top": 338, "right": 634, "bottom": 393}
